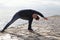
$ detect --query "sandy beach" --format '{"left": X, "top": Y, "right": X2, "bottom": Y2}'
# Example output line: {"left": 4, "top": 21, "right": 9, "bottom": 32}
{"left": 0, "top": 15, "right": 60, "bottom": 40}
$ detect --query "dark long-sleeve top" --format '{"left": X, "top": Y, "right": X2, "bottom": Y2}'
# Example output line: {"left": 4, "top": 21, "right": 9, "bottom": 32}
{"left": 16, "top": 9, "right": 45, "bottom": 20}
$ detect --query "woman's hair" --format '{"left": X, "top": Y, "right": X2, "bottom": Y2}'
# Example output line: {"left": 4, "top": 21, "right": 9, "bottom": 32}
{"left": 35, "top": 16, "right": 40, "bottom": 20}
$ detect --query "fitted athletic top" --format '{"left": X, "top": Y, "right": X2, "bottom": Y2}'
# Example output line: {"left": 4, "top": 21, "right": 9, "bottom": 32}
{"left": 16, "top": 9, "right": 45, "bottom": 20}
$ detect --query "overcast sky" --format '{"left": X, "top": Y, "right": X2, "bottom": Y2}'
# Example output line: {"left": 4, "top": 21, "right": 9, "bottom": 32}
{"left": 0, "top": 0, "right": 60, "bottom": 17}
{"left": 0, "top": 0, "right": 60, "bottom": 7}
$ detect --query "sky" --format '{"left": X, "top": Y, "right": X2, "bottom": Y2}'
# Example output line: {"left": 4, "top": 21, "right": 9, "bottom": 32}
{"left": 0, "top": 0, "right": 60, "bottom": 17}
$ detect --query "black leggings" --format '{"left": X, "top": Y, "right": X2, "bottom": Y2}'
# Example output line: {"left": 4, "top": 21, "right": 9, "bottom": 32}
{"left": 2, "top": 13, "right": 33, "bottom": 32}
{"left": 2, "top": 14, "right": 20, "bottom": 31}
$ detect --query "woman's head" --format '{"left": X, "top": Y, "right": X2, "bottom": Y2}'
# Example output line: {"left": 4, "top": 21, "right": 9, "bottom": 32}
{"left": 32, "top": 14, "right": 40, "bottom": 20}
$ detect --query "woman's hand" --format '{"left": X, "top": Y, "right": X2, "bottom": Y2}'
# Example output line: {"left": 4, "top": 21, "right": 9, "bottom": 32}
{"left": 44, "top": 17, "right": 48, "bottom": 20}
